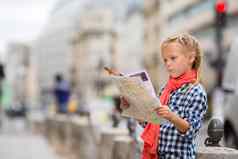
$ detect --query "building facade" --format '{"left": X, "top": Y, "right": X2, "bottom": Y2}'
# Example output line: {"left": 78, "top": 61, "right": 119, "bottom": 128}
{"left": 71, "top": 5, "right": 115, "bottom": 103}
{"left": 143, "top": 0, "right": 161, "bottom": 93}
{"left": 6, "top": 42, "right": 34, "bottom": 107}
{"left": 31, "top": 0, "right": 144, "bottom": 106}
{"left": 117, "top": 2, "right": 144, "bottom": 72}
{"left": 31, "top": 0, "right": 85, "bottom": 91}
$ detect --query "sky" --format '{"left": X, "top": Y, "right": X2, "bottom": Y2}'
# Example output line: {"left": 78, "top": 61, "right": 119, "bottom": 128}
{"left": 0, "top": 0, "right": 57, "bottom": 55}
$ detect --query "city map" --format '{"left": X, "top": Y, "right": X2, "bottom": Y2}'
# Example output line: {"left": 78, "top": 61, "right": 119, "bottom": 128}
{"left": 112, "top": 71, "right": 163, "bottom": 124}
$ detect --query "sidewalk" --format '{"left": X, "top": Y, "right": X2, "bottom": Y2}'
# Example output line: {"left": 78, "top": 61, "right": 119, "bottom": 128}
{"left": 0, "top": 117, "right": 59, "bottom": 159}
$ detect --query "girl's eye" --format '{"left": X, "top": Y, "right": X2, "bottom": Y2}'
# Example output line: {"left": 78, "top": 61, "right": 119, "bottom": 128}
{"left": 163, "top": 59, "right": 167, "bottom": 63}
{"left": 171, "top": 56, "right": 176, "bottom": 60}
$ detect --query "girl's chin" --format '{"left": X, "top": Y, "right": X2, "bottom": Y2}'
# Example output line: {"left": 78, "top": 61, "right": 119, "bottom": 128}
{"left": 170, "top": 73, "right": 180, "bottom": 78}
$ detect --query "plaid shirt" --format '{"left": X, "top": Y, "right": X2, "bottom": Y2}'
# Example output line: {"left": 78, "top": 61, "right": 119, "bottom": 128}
{"left": 158, "top": 83, "right": 208, "bottom": 159}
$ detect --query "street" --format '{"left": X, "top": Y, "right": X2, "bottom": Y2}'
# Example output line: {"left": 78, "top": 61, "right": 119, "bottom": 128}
{"left": 0, "top": 117, "right": 59, "bottom": 159}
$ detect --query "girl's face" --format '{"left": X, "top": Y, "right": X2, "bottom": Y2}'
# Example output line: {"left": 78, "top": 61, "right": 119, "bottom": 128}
{"left": 161, "top": 42, "right": 194, "bottom": 78}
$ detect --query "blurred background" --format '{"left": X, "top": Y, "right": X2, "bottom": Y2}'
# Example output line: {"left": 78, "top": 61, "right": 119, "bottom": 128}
{"left": 1, "top": 0, "right": 238, "bottom": 158}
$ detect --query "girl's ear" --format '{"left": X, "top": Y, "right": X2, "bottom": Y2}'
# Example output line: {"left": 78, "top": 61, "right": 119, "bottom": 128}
{"left": 189, "top": 51, "right": 196, "bottom": 64}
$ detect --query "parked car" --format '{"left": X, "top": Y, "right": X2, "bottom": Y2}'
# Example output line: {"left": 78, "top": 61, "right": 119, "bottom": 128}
{"left": 223, "top": 37, "right": 238, "bottom": 149}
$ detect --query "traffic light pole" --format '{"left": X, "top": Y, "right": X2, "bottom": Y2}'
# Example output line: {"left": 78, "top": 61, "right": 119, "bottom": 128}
{"left": 214, "top": 0, "right": 227, "bottom": 87}
{"left": 215, "top": 25, "right": 224, "bottom": 87}
{"left": 211, "top": 19, "right": 226, "bottom": 126}
{"left": 211, "top": 0, "right": 227, "bottom": 121}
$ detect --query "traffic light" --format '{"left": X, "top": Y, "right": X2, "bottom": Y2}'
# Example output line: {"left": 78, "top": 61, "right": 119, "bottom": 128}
{"left": 215, "top": 0, "right": 227, "bottom": 28}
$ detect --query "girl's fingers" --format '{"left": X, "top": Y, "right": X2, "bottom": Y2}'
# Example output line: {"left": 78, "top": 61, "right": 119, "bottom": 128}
{"left": 153, "top": 105, "right": 164, "bottom": 111}
{"left": 122, "top": 99, "right": 129, "bottom": 105}
{"left": 154, "top": 106, "right": 169, "bottom": 112}
{"left": 157, "top": 109, "right": 169, "bottom": 113}
{"left": 120, "top": 96, "right": 130, "bottom": 109}
{"left": 157, "top": 111, "right": 169, "bottom": 116}
{"left": 155, "top": 107, "right": 170, "bottom": 117}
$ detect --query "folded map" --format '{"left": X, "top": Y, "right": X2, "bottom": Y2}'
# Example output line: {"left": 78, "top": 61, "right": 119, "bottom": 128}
{"left": 112, "top": 70, "right": 164, "bottom": 124}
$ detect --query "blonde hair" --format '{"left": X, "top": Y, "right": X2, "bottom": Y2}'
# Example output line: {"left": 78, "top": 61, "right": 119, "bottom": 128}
{"left": 161, "top": 33, "right": 203, "bottom": 82}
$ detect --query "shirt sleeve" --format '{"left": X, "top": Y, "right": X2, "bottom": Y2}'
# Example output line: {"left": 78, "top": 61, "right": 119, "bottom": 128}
{"left": 177, "top": 89, "right": 208, "bottom": 139}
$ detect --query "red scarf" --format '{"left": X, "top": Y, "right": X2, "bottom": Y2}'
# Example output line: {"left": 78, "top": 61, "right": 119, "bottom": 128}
{"left": 140, "top": 70, "right": 197, "bottom": 159}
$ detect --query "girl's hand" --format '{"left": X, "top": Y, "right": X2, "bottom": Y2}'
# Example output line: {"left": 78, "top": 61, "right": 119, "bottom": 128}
{"left": 154, "top": 105, "right": 174, "bottom": 121}
{"left": 120, "top": 96, "right": 130, "bottom": 110}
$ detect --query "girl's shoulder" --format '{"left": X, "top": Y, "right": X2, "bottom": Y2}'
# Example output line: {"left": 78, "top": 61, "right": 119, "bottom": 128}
{"left": 156, "top": 83, "right": 207, "bottom": 97}
{"left": 186, "top": 83, "right": 207, "bottom": 98}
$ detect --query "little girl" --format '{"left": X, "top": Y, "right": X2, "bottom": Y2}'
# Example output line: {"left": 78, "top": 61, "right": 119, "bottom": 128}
{"left": 121, "top": 33, "right": 208, "bottom": 159}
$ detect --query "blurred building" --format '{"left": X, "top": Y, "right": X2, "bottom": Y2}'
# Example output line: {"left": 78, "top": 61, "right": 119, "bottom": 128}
{"left": 95, "top": 1, "right": 145, "bottom": 98}
{"left": 31, "top": 0, "right": 144, "bottom": 106}
{"left": 30, "top": 0, "right": 90, "bottom": 108}
{"left": 102, "top": 1, "right": 144, "bottom": 98}
{"left": 143, "top": 0, "right": 161, "bottom": 93}
{"left": 6, "top": 43, "right": 32, "bottom": 107}
{"left": 31, "top": 0, "right": 85, "bottom": 92}
{"left": 117, "top": 1, "right": 144, "bottom": 72}
{"left": 0, "top": 52, "right": 3, "bottom": 63}
{"left": 70, "top": 1, "right": 144, "bottom": 103}
{"left": 71, "top": 5, "right": 114, "bottom": 103}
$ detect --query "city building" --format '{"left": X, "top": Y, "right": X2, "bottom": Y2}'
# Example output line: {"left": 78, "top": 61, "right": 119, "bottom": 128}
{"left": 71, "top": 5, "right": 114, "bottom": 103}
{"left": 143, "top": 0, "right": 161, "bottom": 93}
{"left": 31, "top": 0, "right": 144, "bottom": 106}
{"left": 117, "top": 1, "right": 144, "bottom": 72}
{"left": 5, "top": 42, "right": 32, "bottom": 107}
{"left": 31, "top": 0, "right": 85, "bottom": 91}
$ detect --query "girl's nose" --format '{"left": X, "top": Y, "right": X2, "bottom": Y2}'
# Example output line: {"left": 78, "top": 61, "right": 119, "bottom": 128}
{"left": 165, "top": 61, "right": 171, "bottom": 68}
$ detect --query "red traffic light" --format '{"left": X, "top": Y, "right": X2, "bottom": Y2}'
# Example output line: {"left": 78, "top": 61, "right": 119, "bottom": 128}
{"left": 215, "top": 0, "right": 227, "bottom": 13}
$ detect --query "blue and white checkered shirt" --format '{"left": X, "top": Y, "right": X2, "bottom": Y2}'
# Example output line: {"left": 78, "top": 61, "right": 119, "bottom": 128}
{"left": 158, "top": 83, "right": 208, "bottom": 159}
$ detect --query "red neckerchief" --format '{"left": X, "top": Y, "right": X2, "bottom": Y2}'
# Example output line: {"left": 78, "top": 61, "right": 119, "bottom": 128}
{"left": 140, "top": 69, "right": 197, "bottom": 159}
